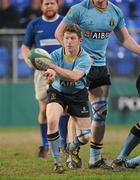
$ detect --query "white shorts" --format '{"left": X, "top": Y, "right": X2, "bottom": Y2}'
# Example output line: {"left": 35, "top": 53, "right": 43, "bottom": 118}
{"left": 34, "top": 70, "right": 49, "bottom": 101}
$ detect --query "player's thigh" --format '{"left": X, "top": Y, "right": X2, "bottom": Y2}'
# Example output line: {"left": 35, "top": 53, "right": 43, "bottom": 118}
{"left": 68, "top": 102, "right": 91, "bottom": 129}
{"left": 72, "top": 116, "right": 91, "bottom": 129}
{"left": 89, "top": 85, "right": 110, "bottom": 100}
{"left": 87, "top": 66, "right": 111, "bottom": 99}
{"left": 46, "top": 102, "right": 64, "bottom": 122}
{"left": 34, "top": 70, "right": 49, "bottom": 101}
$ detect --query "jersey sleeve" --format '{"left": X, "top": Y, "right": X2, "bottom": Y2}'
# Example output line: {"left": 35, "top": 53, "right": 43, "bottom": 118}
{"left": 74, "top": 53, "right": 91, "bottom": 75}
{"left": 115, "top": 8, "right": 126, "bottom": 29}
{"left": 22, "top": 22, "right": 35, "bottom": 47}
{"left": 63, "top": 5, "right": 81, "bottom": 25}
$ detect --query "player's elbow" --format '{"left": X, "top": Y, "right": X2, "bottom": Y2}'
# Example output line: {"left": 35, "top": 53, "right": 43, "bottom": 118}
{"left": 55, "top": 30, "right": 60, "bottom": 42}
{"left": 55, "top": 30, "right": 63, "bottom": 44}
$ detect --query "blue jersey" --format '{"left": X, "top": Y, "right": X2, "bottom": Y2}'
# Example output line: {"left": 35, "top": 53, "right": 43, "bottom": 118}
{"left": 23, "top": 15, "right": 63, "bottom": 53}
{"left": 50, "top": 47, "right": 91, "bottom": 94}
{"left": 63, "top": 0, "right": 126, "bottom": 66}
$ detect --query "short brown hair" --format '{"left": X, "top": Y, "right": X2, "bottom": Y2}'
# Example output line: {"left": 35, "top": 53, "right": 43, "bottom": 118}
{"left": 63, "top": 24, "right": 82, "bottom": 38}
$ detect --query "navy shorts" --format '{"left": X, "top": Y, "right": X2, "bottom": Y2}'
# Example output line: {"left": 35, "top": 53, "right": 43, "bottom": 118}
{"left": 47, "top": 86, "right": 90, "bottom": 117}
{"left": 136, "top": 74, "right": 140, "bottom": 96}
{"left": 86, "top": 66, "right": 111, "bottom": 90}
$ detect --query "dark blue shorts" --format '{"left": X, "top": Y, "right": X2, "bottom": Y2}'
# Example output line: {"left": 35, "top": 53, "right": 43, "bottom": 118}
{"left": 86, "top": 66, "right": 111, "bottom": 90}
{"left": 47, "top": 86, "right": 90, "bottom": 117}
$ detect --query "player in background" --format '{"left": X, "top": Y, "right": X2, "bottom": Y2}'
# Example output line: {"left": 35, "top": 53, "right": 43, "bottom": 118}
{"left": 44, "top": 24, "right": 91, "bottom": 173}
{"left": 112, "top": 74, "right": 140, "bottom": 169}
{"left": 55, "top": 0, "right": 140, "bottom": 168}
{"left": 21, "top": 0, "right": 69, "bottom": 158}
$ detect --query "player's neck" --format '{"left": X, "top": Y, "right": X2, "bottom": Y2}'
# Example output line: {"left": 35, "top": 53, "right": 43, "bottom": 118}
{"left": 92, "top": 0, "right": 108, "bottom": 11}
{"left": 64, "top": 48, "right": 81, "bottom": 62}
{"left": 65, "top": 48, "right": 80, "bottom": 57}
{"left": 42, "top": 14, "right": 59, "bottom": 22}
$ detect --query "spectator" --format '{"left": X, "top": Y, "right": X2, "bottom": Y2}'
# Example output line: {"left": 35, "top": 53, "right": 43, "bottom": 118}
{"left": 0, "top": 0, "right": 20, "bottom": 29}
{"left": 20, "top": 0, "right": 42, "bottom": 28}
{"left": 128, "top": 1, "right": 138, "bottom": 18}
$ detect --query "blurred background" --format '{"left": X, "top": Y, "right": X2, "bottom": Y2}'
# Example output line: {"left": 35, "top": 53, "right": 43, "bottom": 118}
{"left": 0, "top": 0, "right": 140, "bottom": 126}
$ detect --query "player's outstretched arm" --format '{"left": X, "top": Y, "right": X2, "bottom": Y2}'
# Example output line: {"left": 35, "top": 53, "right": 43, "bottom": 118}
{"left": 21, "top": 44, "right": 32, "bottom": 67}
{"left": 55, "top": 21, "right": 67, "bottom": 45}
{"left": 49, "top": 63, "right": 84, "bottom": 82}
{"left": 114, "top": 27, "right": 140, "bottom": 55}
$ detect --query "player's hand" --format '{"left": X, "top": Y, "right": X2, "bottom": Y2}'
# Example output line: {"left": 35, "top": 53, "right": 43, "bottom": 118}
{"left": 44, "top": 69, "right": 56, "bottom": 84}
{"left": 25, "top": 58, "right": 33, "bottom": 68}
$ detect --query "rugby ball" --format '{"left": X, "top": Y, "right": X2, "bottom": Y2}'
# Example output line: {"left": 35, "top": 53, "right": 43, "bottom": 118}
{"left": 28, "top": 48, "right": 51, "bottom": 71}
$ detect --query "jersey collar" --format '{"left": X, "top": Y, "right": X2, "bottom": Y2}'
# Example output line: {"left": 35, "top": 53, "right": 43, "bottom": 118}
{"left": 42, "top": 14, "right": 60, "bottom": 22}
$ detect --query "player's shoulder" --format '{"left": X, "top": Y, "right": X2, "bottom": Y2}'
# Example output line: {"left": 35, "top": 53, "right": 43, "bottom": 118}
{"left": 56, "top": 15, "right": 64, "bottom": 23}
{"left": 58, "top": 15, "right": 64, "bottom": 21}
{"left": 51, "top": 47, "right": 62, "bottom": 57}
{"left": 27, "top": 17, "right": 42, "bottom": 27}
{"left": 108, "top": 1, "right": 123, "bottom": 14}
{"left": 79, "top": 48, "right": 90, "bottom": 60}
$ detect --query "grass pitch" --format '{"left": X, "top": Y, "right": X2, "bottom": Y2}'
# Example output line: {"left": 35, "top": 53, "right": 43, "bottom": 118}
{"left": 0, "top": 126, "right": 140, "bottom": 180}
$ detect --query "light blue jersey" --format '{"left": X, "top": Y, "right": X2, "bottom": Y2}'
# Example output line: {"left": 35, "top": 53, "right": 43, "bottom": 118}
{"left": 23, "top": 15, "right": 63, "bottom": 53}
{"left": 63, "top": 0, "right": 126, "bottom": 66}
{"left": 50, "top": 47, "right": 91, "bottom": 94}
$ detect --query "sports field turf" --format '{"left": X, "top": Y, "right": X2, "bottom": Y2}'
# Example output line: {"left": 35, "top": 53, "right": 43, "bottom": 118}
{"left": 0, "top": 126, "right": 140, "bottom": 179}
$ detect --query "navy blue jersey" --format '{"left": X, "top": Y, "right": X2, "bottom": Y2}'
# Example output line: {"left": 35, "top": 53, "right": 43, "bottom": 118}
{"left": 23, "top": 15, "right": 63, "bottom": 53}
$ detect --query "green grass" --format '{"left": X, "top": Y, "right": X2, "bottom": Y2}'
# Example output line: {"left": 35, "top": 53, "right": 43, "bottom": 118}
{"left": 0, "top": 126, "right": 140, "bottom": 179}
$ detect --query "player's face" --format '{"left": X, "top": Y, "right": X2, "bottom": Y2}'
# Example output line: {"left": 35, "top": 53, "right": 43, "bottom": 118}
{"left": 63, "top": 32, "right": 82, "bottom": 54}
{"left": 41, "top": 0, "right": 59, "bottom": 19}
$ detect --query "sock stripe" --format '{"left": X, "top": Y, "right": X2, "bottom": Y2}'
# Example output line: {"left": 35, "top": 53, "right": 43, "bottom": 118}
{"left": 131, "top": 123, "right": 140, "bottom": 138}
{"left": 90, "top": 141, "right": 103, "bottom": 149}
{"left": 136, "top": 123, "right": 140, "bottom": 130}
{"left": 77, "top": 136, "right": 86, "bottom": 145}
{"left": 47, "top": 131, "right": 60, "bottom": 141}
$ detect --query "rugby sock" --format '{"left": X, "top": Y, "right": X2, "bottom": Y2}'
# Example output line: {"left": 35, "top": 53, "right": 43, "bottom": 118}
{"left": 40, "top": 124, "right": 48, "bottom": 147}
{"left": 68, "top": 136, "right": 85, "bottom": 152}
{"left": 89, "top": 141, "right": 103, "bottom": 164}
{"left": 59, "top": 115, "right": 69, "bottom": 147}
{"left": 126, "top": 155, "right": 140, "bottom": 167}
{"left": 117, "top": 123, "right": 140, "bottom": 160}
{"left": 47, "top": 131, "right": 61, "bottom": 163}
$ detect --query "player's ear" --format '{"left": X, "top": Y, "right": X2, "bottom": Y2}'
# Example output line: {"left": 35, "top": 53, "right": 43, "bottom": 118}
{"left": 80, "top": 37, "right": 83, "bottom": 43}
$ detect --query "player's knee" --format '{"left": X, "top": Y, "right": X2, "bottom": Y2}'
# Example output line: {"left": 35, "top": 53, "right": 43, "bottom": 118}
{"left": 47, "top": 117, "right": 58, "bottom": 132}
{"left": 91, "top": 99, "right": 107, "bottom": 125}
{"left": 48, "top": 122, "right": 57, "bottom": 132}
{"left": 76, "top": 128, "right": 91, "bottom": 145}
{"left": 136, "top": 75, "right": 140, "bottom": 96}
{"left": 130, "top": 122, "right": 140, "bottom": 138}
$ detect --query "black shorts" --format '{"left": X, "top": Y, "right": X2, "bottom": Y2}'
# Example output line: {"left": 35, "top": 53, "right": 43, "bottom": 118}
{"left": 47, "top": 86, "right": 90, "bottom": 117}
{"left": 86, "top": 66, "right": 111, "bottom": 90}
{"left": 136, "top": 74, "right": 140, "bottom": 96}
